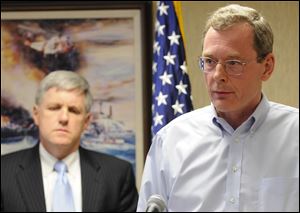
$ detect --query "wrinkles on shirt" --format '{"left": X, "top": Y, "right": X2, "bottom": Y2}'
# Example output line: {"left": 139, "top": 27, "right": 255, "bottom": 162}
{"left": 137, "top": 95, "right": 299, "bottom": 212}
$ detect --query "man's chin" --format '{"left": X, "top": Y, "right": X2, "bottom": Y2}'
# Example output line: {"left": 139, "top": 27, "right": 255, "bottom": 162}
{"left": 55, "top": 142, "right": 72, "bottom": 146}
{"left": 41, "top": 135, "right": 79, "bottom": 148}
{"left": 213, "top": 100, "right": 235, "bottom": 112}
{"left": 49, "top": 138, "right": 74, "bottom": 146}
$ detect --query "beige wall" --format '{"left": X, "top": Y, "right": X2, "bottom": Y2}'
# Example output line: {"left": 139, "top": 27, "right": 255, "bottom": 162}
{"left": 154, "top": 1, "right": 299, "bottom": 108}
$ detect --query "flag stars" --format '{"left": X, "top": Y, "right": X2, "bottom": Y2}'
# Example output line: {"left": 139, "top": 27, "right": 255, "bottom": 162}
{"left": 153, "top": 41, "right": 161, "bottom": 56}
{"left": 159, "top": 71, "right": 173, "bottom": 85}
{"left": 154, "top": 112, "right": 164, "bottom": 126}
{"left": 168, "top": 31, "right": 180, "bottom": 46}
{"left": 155, "top": 20, "right": 160, "bottom": 32}
{"left": 152, "top": 2, "right": 194, "bottom": 135}
{"left": 164, "top": 51, "right": 176, "bottom": 65}
{"left": 176, "top": 80, "right": 188, "bottom": 95}
{"left": 156, "top": 92, "right": 168, "bottom": 106}
{"left": 172, "top": 100, "right": 184, "bottom": 115}
{"left": 152, "top": 62, "right": 157, "bottom": 73}
{"left": 158, "top": 25, "right": 166, "bottom": 36}
{"left": 180, "top": 61, "right": 188, "bottom": 74}
{"left": 158, "top": 2, "right": 169, "bottom": 16}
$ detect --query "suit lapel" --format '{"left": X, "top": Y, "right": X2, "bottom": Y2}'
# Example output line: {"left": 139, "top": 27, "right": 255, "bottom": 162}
{"left": 80, "top": 148, "right": 104, "bottom": 212}
{"left": 16, "top": 144, "right": 46, "bottom": 212}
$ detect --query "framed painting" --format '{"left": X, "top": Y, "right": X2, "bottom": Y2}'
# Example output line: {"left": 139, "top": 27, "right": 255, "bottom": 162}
{"left": 1, "top": 1, "right": 152, "bottom": 188}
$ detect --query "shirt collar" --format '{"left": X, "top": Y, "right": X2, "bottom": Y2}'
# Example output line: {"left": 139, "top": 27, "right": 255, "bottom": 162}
{"left": 39, "top": 143, "right": 79, "bottom": 177}
{"left": 211, "top": 93, "right": 270, "bottom": 135}
{"left": 249, "top": 93, "right": 270, "bottom": 133}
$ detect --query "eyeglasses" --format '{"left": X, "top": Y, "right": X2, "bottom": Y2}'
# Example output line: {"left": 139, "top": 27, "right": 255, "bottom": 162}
{"left": 198, "top": 56, "right": 257, "bottom": 76}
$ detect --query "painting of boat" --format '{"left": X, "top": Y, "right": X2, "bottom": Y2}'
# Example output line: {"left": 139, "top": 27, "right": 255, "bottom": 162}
{"left": 1, "top": 14, "right": 143, "bottom": 177}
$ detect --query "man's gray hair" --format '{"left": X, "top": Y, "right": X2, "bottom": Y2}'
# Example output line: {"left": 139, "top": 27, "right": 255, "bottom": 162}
{"left": 203, "top": 4, "right": 273, "bottom": 61}
{"left": 35, "top": 70, "right": 93, "bottom": 112}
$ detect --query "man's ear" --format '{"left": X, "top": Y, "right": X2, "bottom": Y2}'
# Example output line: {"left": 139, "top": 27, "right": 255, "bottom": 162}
{"left": 84, "top": 113, "right": 92, "bottom": 130}
{"left": 32, "top": 105, "right": 39, "bottom": 126}
{"left": 261, "top": 53, "right": 275, "bottom": 81}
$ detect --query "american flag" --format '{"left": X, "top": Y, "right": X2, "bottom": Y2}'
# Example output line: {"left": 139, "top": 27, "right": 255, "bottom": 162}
{"left": 152, "top": 1, "right": 193, "bottom": 136}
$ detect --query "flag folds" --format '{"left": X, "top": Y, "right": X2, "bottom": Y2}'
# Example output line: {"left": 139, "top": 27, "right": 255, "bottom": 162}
{"left": 152, "top": 1, "right": 193, "bottom": 136}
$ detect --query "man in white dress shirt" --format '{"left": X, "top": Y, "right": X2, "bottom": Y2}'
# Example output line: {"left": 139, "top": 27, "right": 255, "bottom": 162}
{"left": 1, "top": 71, "right": 138, "bottom": 212}
{"left": 137, "top": 4, "right": 299, "bottom": 212}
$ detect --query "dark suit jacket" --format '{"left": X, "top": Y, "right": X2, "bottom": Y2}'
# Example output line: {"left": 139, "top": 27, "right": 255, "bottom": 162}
{"left": 1, "top": 144, "right": 138, "bottom": 212}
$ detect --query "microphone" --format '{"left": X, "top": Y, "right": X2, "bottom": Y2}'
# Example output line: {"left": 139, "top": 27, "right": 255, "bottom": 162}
{"left": 146, "top": 194, "right": 167, "bottom": 212}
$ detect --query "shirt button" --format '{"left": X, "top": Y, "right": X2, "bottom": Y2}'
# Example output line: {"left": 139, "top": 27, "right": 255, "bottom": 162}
{"left": 234, "top": 138, "right": 240, "bottom": 143}
{"left": 232, "top": 166, "right": 238, "bottom": 173}
{"left": 229, "top": 197, "right": 235, "bottom": 204}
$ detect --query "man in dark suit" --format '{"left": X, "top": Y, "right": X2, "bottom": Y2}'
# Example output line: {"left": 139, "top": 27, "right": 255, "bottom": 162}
{"left": 1, "top": 71, "right": 138, "bottom": 212}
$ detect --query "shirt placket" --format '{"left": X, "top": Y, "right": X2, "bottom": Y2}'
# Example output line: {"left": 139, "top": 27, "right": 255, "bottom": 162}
{"left": 225, "top": 133, "right": 243, "bottom": 212}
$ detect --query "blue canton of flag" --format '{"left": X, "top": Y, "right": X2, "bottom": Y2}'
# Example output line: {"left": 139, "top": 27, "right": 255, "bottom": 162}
{"left": 152, "top": 1, "right": 193, "bottom": 136}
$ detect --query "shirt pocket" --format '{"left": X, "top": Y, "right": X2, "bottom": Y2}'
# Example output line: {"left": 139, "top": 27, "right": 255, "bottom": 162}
{"left": 258, "top": 177, "right": 299, "bottom": 212}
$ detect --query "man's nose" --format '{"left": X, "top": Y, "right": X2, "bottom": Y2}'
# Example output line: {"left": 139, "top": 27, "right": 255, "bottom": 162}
{"left": 59, "top": 108, "right": 69, "bottom": 125}
{"left": 213, "top": 63, "right": 228, "bottom": 82}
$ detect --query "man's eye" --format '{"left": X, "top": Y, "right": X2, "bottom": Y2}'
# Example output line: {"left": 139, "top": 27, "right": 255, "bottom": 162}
{"left": 205, "top": 58, "right": 215, "bottom": 64}
{"left": 69, "top": 108, "right": 81, "bottom": 114}
{"left": 227, "top": 60, "right": 240, "bottom": 66}
{"left": 48, "top": 106, "right": 60, "bottom": 110}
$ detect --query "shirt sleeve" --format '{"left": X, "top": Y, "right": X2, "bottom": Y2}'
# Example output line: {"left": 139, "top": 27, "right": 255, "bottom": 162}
{"left": 136, "top": 133, "right": 169, "bottom": 212}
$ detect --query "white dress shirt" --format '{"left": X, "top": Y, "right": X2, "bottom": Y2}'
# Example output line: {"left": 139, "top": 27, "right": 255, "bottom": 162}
{"left": 40, "top": 144, "right": 82, "bottom": 212}
{"left": 137, "top": 95, "right": 299, "bottom": 212}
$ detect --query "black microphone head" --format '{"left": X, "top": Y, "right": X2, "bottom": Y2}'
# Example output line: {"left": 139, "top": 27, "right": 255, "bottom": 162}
{"left": 146, "top": 194, "right": 167, "bottom": 212}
